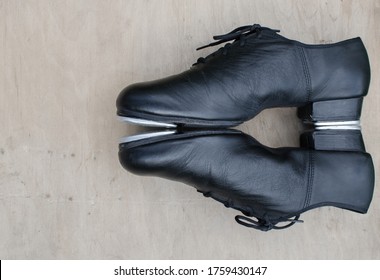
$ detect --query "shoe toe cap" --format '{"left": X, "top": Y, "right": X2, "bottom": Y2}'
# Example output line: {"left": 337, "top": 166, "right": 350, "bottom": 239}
{"left": 116, "top": 83, "right": 149, "bottom": 114}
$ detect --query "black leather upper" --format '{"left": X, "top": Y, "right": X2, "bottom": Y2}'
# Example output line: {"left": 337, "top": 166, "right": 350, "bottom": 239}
{"left": 119, "top": 130, "right": 374, "bottom": 230}
{"left": 117, "top": 26, "right": 370, "bottom": 127}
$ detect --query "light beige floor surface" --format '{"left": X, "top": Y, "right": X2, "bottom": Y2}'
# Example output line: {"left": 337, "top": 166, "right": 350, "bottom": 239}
{"left": 1, "top": 0, "right": 379, "bottom": 259}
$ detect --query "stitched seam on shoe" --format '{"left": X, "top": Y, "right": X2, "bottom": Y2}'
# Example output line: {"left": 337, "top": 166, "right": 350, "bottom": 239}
{"left": 291, "top": 37, "right": 361, "bottom": 48}
{"left": 304, "top": 150, "right": 315, "bottom": 208}
{"left": 297, "top": 46, "right": 312, "bottom": 103}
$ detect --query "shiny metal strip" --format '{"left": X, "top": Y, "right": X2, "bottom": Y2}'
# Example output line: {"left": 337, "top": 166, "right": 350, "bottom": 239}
{"left": 118, "top": 116, "right": 176, "bottom": 128}
{"left": 119, "top": 130, "right": 176, "bottom": 144}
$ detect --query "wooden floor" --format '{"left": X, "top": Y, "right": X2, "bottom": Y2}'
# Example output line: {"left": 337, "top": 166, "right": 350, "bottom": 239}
{"left": 1, "top": 0, "right": 379, "bottom": 259}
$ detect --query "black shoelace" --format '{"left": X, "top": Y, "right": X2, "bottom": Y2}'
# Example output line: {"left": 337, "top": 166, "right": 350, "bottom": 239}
{"left": 193, "top": 24, "right": 280, "bottom": 65}
{"left": 235, "top": 214, "right": 303, "bottom": 231}
{"left": 198, "top": 190, "right": 303, "bottom": 231}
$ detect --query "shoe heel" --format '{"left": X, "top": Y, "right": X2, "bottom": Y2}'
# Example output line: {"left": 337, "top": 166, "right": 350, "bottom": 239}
{"left": 300, "top": 129, "right": 366, "bottom": 152}
{"left": 297, "top": 97, "right": 363, "bottom": 122}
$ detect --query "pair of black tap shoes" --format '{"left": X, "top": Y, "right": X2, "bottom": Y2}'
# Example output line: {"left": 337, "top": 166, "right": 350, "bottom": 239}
{"left": 117, "top": 24, "right": 374, "bottom": 231}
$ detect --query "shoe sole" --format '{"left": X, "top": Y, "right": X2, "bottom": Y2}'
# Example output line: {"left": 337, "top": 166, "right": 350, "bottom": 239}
{"left": 119, "top": 130, "right": 177, "bottom": 144}
{"left": 119, "top": 129, "right": 242, "bottom": 148}
{"left": 117, "top": 116, "right": 176, "bottom": 128}
{"left": 117, "top": 109, "right": 242, "bottom": 128}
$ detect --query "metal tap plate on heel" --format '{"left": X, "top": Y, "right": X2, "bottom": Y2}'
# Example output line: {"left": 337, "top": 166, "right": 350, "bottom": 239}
{"left": 297, "top": 97, "right": 365, "bottom": 151}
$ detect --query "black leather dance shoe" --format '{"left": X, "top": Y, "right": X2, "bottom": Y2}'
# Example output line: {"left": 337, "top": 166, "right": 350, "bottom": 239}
{"left": 117, "top": 24, "right": 370, "bottom": 128}
{"left": 118, "top": 130, "right": 374, "bottom": 231}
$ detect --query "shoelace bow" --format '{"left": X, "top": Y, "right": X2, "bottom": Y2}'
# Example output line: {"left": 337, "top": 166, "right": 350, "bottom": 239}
{"left": 199, "top": 190, "right": 303, "bottom": 231}
{"left": 235, "top": 214, "right": 303, "bottom": 231}
{"left": 194, "top": 24, "right": 280, "bottom": 65}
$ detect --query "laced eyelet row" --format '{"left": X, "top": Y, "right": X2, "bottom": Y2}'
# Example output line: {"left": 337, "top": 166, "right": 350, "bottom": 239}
{"left": 192, "top": 24, "right": 280, "bottom": 66}
{"left": 235, "top": 214, "right": 303, "bottom": 231}
{"left": 197, "top": 190, "right": 302, "bottom": 231}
